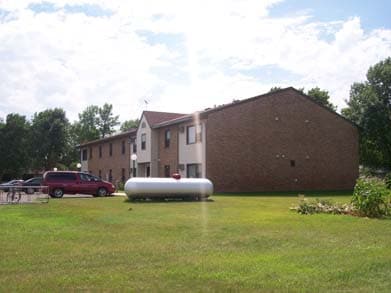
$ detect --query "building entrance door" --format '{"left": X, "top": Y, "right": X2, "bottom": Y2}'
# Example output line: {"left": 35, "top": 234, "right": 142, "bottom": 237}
{"left": 146, "top": 165, "right": 150, "bottom": 177}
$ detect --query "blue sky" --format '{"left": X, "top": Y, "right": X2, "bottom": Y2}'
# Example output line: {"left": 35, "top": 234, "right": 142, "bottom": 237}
{"left": 270, "top": 0, "right": 391, "bottom": 30}
{"left": 0, "top": 0, "right": 390, "bottom": 123}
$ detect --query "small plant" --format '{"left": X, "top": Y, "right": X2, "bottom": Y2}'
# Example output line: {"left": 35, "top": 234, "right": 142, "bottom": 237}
{"left": 385, "top": 172, "right": 391, "bottom": 189}
{"left": 295, "top": 200, "right": 317, "bottom": 214}
{"left": 351, "top": 178, "right": 391, "bottom": 218}
{"left": 117, "top": 181, "right": 125, "bottom": 191}
{"left": 291, "top": 196, "right": 354, "bottom": 215}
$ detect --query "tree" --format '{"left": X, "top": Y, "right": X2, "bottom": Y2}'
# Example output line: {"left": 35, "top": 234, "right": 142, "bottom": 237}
{"left": 30, "top": 108, "right": 71, "bottom": 170}
{"left": 73, "top": 105, "right": 100, "bottom": 143}
{"left": 342, "top": 57, "right": 391, "bottom": 169}
{"left": 269, "top": 86, "right": 282, "bottom": 93}
{"left": 98, "top": 103, "right": 119, "bottom": 138}
{"left": 120, "top": 119, "right": 139, "bottom": 131}
{"left": 307, "top": 87, "right": 337, "bottom": 111}
{"left": 0, "top": 114, "right": 31, "bottom": 179}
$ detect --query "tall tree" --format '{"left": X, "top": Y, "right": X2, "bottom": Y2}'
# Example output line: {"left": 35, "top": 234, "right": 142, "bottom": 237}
{"left": 342, "top": 57, "right": 391, "bottom": 169}
{"left": 73, "top": 105, "right": 100, "bottom": 143}
{"left": 120, "top": 119, "right": 139, "bottom": 131}
{"left": 30, "top": 108, "right": 70, "bottom": 170}
{"left": 98, "top": 103, "right": 119, "bottom": 138}
{"left": 307, "top": 87, "right": 337, "bottom": 111}
{"left": 0, "top": 114, "right": 31, "bottom": 179}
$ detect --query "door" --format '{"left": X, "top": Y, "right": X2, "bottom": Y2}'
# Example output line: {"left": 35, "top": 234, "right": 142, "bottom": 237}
{"left": 78, "top": 173, "right": 98, "bottom": 194}
{"left": 146, "top": 165, "right": 150, "bottom": 177}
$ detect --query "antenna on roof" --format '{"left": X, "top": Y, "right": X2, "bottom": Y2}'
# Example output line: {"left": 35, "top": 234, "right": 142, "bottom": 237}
{"left": 144, "top": 99, "right": 149, "bottom": 110}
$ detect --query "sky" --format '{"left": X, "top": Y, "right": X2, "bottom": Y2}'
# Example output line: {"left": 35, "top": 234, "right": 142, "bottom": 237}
{"left": 0, "top": 0, "right": 390, "bottom": 123}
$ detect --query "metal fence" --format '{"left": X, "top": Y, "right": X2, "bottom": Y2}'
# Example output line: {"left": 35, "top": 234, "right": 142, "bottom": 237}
{"left": 0, "top": 186, "right": 49, "bottom": 205}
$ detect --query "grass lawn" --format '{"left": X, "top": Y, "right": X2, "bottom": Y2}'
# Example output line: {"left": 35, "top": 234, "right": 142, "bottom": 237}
{"left": 1, "top": 193, "right": 391, "bottom": 292}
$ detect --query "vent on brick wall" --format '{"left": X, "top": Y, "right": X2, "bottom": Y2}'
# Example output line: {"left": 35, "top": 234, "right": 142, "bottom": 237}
{"left": 179, "top": 126, "right": 185, "bottom": 133}
{"left": 178, "top": 164, "right": 185, "bottom": 170}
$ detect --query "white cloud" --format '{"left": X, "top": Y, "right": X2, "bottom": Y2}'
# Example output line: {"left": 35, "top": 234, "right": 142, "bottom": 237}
{"left": 0, "top": 0, "right": 390, "bottom": 123}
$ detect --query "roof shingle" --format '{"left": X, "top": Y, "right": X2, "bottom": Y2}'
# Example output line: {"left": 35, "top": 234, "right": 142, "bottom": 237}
{"left": 143, "top": 111, "right": 187, "bottom": 127}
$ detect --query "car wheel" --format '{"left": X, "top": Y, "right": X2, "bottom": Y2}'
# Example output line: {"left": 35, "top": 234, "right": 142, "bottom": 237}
{"left": 51, "top": 188, "right": 64, "bottom": 198}
{"left": 97, "top": 187, "right": 107, "bottom": 197}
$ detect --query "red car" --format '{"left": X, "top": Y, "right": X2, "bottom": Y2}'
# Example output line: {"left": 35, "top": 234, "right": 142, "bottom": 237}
{"left": 42, "top": 171, "right": 115, "bottom": 198}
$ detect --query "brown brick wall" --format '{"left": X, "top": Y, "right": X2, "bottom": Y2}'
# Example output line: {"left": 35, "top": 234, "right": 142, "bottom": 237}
{"left": 158, "top": 126, "right": 179, "bottom": 177}
{"left": 206, "top": 89, "right": 359, "bottom": 192}
{"left": 85, "top": 136, "right": 131, "bottom": 185}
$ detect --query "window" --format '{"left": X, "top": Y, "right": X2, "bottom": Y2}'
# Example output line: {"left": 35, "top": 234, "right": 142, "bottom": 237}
{"left": 46, "top": 172, "right": 77, "bottom": 181}
{"left": 141, "top": 134, "right": 146, "bottom": 150}
{"left": 186, "top": 125, "right": 202, "bottom": 144}
{"left": 109, "top": 169, "right": 113, "bottom": 182}
{"left": 80, "top": 173, "right": 94, "bottom": 182}
{"left": 109, "top": 143, "right": 113, "bottom": 156}
{"left": 89, "top": 147, "right": 92, "bottom": 159}
{"left": 82, "top": 149, "right": 87, "bottom": 161}
{"left": 290, "top": 160, "right": 296, "bottom": 167}
{"left": 164, "top": 165, "right": 170, "bottom": 177}
{"left": 99, "top": 145, "right": 102, "bottom": 158}
{"left": 141, "top": 122, "right": 146, "bottom": 128}
{"left": 121, "top": 140, "right": 126, "bottom": 154}
{"left": 186, "top": 125, "right": 196, "bottom": 144}
{"left": 187, "top": 164, "right": 201, "bottom": 178}
{"left": 132, "top": 143, "right": 137, "bottom": 153}
{"left": 99, "top": 170, "right": 102, "bottom": 178}
{"left": 165, "top": 129, "right": 170, "bottom": 148}
{"left": 121, "top": 168, "right": 125, "bottom": 182}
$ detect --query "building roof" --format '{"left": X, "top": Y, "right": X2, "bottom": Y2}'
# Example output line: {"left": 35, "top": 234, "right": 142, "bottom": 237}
{"left": 78, "top": 128, "right": 137, "bottom": 147}
{"left": 142, "top": 111, "right": 187, "bottom": 127}
{"left": 153, "top": 87, "right": 358, "bottom": 129}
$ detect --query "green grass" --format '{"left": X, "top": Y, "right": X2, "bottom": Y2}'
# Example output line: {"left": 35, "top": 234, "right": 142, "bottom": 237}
{"left": 1, "top": 194, "right": 391, "bottom": 292}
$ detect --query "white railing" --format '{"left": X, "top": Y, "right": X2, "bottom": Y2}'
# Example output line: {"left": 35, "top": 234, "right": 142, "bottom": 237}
{"left": 0, "top": 186, "right": 49, "bottom": 204}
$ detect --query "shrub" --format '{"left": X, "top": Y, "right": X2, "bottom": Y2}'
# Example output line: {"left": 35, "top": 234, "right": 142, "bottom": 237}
{"left": 351, "top": 178, "right": 391, "bottom": 218}
{"left": 292, "top": 197, "right": 354, "bottom": 215}
{"left": 117, "top": 181, "right": 125, "bottom": 191}
{"left": 295, "top": 200, "right": 317, "bottom": 215}
{"left": 385, "top": 172, "right": 391, "bottom": 189}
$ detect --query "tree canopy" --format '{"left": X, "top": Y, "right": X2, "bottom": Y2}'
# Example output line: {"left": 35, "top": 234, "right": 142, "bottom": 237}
{"left": 342, "top": 57, "right": 391, "bottom": 169}
{"left": 0, "top": 103, "right": 126, "bottom": 179}
{"left": 120, "top": 119, "right": 139, "bottom": 131}
{"left": 307, "top": 87, "right": 337, "bottom": 111}
{"left": 72, "top": 105, "right": 100, "bottom": 143}
{"left": 0, "top": 114, "right": 30, "bottom": 179}
{"left": 72, "top": 103, "right": 120, "bottom": 143}
{"left": 98, "top": 103, "right": 120, "bottom": 138}
{"left": 30, "top": 108, "right": 71, "bottom": 170}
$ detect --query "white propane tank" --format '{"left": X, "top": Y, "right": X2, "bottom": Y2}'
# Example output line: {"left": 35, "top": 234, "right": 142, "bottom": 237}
{"left": 125, "top": 176, "right": 213, "bottom": 200}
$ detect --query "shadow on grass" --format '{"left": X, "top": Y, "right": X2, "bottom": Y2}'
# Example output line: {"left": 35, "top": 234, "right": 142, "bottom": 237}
{"left": 213, "top": 190, "right": 354, "bottom": 197}
{"left": 124, "top": 198, "right": 214, "bottom": 204}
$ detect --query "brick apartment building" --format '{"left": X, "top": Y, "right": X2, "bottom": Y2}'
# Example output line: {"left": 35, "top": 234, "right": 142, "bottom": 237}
{"left": 79, "top": 87, "right": 359, "bottom": 192}
{"left": 79, "top": 129, "right": 136, "bottom": 186}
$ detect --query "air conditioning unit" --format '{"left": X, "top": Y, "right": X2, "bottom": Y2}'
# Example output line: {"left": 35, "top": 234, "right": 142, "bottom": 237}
{"left": 178, "top": 164, "right": 185, "bottom": 170}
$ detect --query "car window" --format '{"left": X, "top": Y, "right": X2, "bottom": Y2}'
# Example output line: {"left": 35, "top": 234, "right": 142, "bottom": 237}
{"left": 80, "top": 173, "right": 94, "bottom": 182}
{"left": 31, "top": 178, "right": 41, "bottom": 184}
{"left": 46, "top": 173, "right": 77, "bottom": 181}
